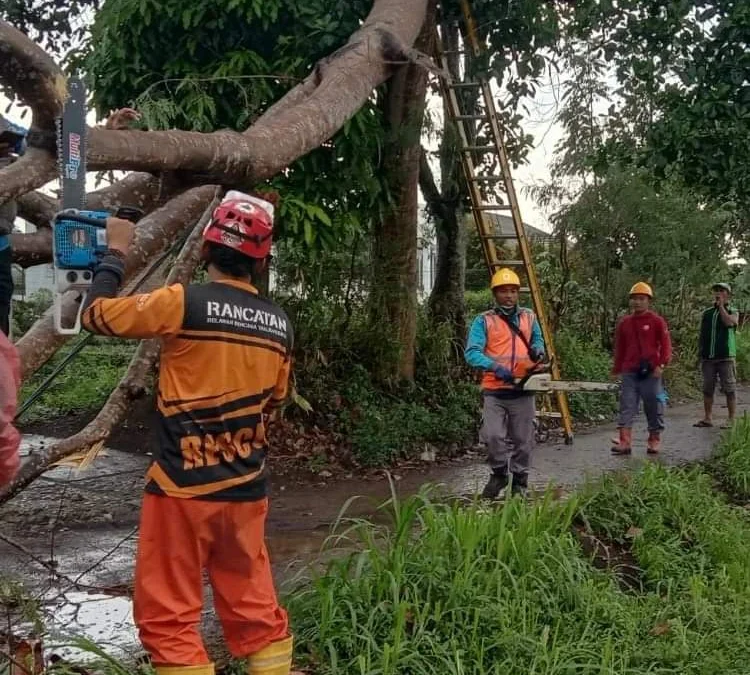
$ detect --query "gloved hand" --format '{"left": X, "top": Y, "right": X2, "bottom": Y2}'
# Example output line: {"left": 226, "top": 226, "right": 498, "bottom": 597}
{"left": 493, "top": 365, "right": 514, "bottom": 384}
{"left": 528, "top": 347, "right": 544, "bottom": 363}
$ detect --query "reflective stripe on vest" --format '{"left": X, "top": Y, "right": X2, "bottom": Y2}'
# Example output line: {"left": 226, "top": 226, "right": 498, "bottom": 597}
{"left": 480, "top": 310, "right": 535, "bottom": 391}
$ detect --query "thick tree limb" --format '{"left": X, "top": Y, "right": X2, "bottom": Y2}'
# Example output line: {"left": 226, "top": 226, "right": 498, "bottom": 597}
{"left": 9, "top": 229, "right": 52, "bottom": 267}
{"left": 0, "top": 191, "right": 220, "bottom": 506}
{"left": 78, "top": 0, "right": 429, "bottom": 181}
{"left": 86, "top": 171, "right": 181, "bottom": 213}
{"left": 16, "top": 190, "right": 56, "bottom": 228}
{"left": 0, "top": 21, "right": 66, "bottom": 129}
{"left": 0, "top": 149, "right": 57, "bottom": 204}
{"left": 16, "top": 185, "right": 217, "bottom": 379}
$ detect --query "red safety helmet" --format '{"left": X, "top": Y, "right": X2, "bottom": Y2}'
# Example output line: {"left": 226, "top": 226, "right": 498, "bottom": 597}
{"left": 202, "top": 195, "right": 274, "bottom": 259}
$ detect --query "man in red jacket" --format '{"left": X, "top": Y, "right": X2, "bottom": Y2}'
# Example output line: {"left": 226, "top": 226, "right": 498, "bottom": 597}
{"left": 611, "top": 282, "right": 672, "bottom": 455}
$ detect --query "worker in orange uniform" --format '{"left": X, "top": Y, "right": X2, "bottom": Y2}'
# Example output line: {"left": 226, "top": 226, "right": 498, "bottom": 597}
{"left": 465, "top": 268, "right": 545, "bottom": 499}
{"left": 80, "top": 192, "right": 298, "bottom": 675}
{"left": 611, "top": 282, "right": 672, "bottom": 455}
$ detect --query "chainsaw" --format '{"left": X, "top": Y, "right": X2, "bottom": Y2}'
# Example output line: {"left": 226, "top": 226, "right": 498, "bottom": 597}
{"left": 513, "top": 362, "right": 619, "bottom": 394}
{"left": 53, "top": 75, "right": 143, "bottom": 334}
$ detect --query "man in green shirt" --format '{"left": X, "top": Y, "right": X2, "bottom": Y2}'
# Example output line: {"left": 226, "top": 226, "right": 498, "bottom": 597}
{"left": 695, "top": 282, "right": 739, "bottom": 428}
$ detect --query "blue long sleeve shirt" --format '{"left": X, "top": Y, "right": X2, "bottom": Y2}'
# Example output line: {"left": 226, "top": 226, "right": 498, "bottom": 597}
{"left": 465, "top": 307, "right": 544, "bottom": 371}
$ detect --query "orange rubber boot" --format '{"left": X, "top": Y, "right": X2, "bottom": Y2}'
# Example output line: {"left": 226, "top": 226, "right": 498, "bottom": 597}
{"left": 611, "top": 428, "right": 632, "bottom": 455}
{"left": 647, "top": 431, "right": 661, "bottom": 455}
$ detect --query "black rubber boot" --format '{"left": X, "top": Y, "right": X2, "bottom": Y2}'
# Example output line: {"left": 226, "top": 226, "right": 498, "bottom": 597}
{"left": 510, "top": 472, "right": 528, "bottom": 497}
{"left": 481, "top": 469, "right": 509, "bottom": 499}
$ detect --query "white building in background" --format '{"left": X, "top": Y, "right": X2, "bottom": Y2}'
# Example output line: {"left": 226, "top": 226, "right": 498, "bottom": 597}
{"left": 416, "top": 210, "right": 551, "bottom": 299}
{"left": 11, "top": 219, "right": 55, "bottom": 302}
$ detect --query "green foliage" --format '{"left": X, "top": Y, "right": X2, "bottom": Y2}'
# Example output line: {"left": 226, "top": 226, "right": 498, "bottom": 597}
{"left": 0, "top": 0, "right": 101, "bottom": 55}
{"left": 734, "top": 328, "right": 750, "bottom": 383}
{"left": 553, "top": 169, "right": 730, "bottom": 344}
{"left": 288, "top": 464, "right": 750, "bottom": 673}
{"left": 710, "top": 414, "right": 750, "bottom": 500}
{"left": 18, "top": 340, "right": 139, "bottom": 423}
{"left": 579, "top": 463, "right": 750, "bottom": 594}
{"left": 554, "top": 329, "right": 617, "bottom": 420}
{"left": 86, "top": 0, "right": 384, "bottom": 269}
{"left": 339, "top": 371, "right": 479, "bottom": 467}
{"left": 11, "top": 289, "right": 52, "bottom": 337}
{"left": 464, "top": 289, "right": 493, "bottom": 319}
{"left": 286, "top": 307, "right": 480, "bottom": 467}
{"left": 555, "top": 1, "right": 750, "bottom": 253}
{"left": 0, "top": 576, "right": 42, "bottom": 634}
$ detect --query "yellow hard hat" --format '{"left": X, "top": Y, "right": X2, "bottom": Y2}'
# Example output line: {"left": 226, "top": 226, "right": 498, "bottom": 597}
{"left": 629, "top": 282, "right": 653, "bottom": 298}
{"left": 491, "top": 268, "right": 521, "bottom": 290}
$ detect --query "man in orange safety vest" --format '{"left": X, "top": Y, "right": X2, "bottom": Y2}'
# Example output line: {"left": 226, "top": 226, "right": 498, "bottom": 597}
{"left": 465, "top": 268, "right": 545, "bottom": 499}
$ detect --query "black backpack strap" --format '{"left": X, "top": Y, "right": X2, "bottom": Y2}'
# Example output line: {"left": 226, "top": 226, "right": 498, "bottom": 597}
{"left": 496, "top": 310, "right": 533, "bottom": 354}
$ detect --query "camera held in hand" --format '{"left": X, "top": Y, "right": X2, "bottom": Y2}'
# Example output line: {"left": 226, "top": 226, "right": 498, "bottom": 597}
{"left": 636, "top": 359, "right": 654, "bottom": 380}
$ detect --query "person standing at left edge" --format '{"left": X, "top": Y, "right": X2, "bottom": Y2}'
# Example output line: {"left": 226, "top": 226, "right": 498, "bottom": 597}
{"left": 81, "top": 192, "right": 299, "bottom": 675}
{"left": 465, "top": 268, "right": 545, "bottom": 499}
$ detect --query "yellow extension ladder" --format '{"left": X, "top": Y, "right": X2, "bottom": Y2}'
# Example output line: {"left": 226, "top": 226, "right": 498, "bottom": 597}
{"left": 436, "top": 0, "right": 574, "bottom": 443}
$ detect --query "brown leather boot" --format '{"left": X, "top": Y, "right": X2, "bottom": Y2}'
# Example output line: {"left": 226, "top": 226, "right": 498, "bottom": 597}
{"left": 647, "top": 431, "right": 661, "bottom": 455}
{"left": 611, "top": 427, "right": 632, "bottom": 455}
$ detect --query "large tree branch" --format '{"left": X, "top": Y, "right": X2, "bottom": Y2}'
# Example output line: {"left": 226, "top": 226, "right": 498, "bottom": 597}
{"left": 9, "top": 229, "right": 52, "bottom": 267}
{"left": 86, "top": 171, "right": 182, "bottom": 212}
{"left": 16, "top": 185, "right": 217, "bottom": 379}
{"left": 0, "top": 21, "right": 66, "bottom": 129}
{"left": 0, "top": 149, "right": 57, "bottom": 204}
{"left": 0, "top": 192, "right": 220, "bottom": 506}
{"left": 16, "top": 190, "right": 56, "bottom": 227}
{"left": 78, "top": 0, "right": 429, "bottom": 181}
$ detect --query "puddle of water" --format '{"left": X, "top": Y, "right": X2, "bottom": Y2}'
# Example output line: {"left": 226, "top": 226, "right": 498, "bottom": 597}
{"left": 42, "top": 590, "right": 140, "bottom": 663}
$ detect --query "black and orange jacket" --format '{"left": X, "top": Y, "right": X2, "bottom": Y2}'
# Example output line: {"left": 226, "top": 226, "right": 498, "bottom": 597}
{"left": 81, "top": 253, "right": 293, "bottom": 501}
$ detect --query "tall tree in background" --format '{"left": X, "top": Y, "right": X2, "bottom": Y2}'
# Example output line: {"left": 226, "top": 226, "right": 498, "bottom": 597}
{"left": 368, "top": 1, "right": 436, "bottom": 383}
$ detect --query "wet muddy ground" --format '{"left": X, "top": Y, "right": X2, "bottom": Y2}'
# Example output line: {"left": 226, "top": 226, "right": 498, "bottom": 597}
{"left": 0, "top": 390, "right": 745, "bottom": 664}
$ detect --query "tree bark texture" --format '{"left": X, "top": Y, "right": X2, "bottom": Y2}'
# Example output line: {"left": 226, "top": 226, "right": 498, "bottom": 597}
{"left": 369, "top": 1, "right": 435, "bottom": 383}
{"left": 0, "top": 21, "right": 66, "bottom": 129}
{"left": 419, "top": 23, "right": 469, "bottom": 350}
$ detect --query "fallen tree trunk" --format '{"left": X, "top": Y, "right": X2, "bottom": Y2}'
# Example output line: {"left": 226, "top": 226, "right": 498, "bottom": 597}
{"left": 9, "top": 229, "right": 53, "bottom": 267}
{"left": 16, "top": 191, "right": 57, "bottom": 228}
{"left": 0, "top": 189, "right": 220, "bottom": 505}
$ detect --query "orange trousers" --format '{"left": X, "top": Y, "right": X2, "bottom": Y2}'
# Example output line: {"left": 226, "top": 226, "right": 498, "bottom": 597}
{"left": 133, "top": 493, "right": 289, "bottom": 666}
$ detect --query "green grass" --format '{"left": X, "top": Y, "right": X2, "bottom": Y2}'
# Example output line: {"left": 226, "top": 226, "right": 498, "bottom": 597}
{"left": 709, "top": 413, "right": 750, "bottom": 499}
{"left": 18, "top": 340, "right": 140, "bottom": 424}
{"left": 286, "top": 461, "right": 750, "bottom": 674}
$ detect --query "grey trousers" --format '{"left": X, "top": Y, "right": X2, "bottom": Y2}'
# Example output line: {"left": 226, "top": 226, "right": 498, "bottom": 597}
{"left": 617, "top": 373, "right": 664, "bottom": 431}
{"left": 481, "top": 393, "right": 536, "bottom": 476}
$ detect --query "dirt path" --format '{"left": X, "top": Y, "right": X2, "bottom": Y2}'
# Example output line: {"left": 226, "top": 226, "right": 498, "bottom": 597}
{"left": 0, "top": 389, "right": 744, "bottom": 660}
